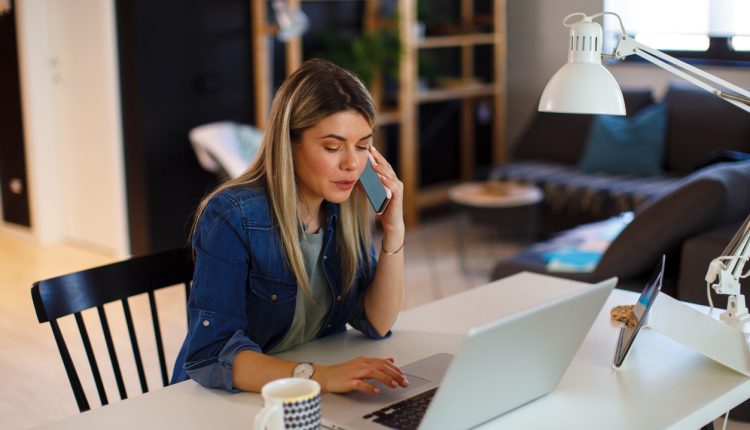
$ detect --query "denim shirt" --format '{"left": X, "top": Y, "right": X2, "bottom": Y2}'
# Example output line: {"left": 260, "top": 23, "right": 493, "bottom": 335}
{"left": 171, "top": 187, "right": 387, "bottom": 391}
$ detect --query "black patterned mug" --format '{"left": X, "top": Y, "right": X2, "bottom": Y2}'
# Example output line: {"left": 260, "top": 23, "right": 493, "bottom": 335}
{"left": 255, "top": 378, "right": 321, "bottom": 430}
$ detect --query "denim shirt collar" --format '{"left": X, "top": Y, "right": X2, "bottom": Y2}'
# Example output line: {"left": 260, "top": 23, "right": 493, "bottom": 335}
{"left": 323, "top": 200, "right": 339, "bottom": 233}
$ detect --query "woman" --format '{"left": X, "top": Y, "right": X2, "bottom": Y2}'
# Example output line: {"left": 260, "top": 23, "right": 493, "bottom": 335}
{"left": 172, "top": 59, "right": 409, "bottom": 395}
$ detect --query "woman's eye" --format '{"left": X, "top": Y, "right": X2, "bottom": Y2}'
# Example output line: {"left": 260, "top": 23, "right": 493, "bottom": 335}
{"left": 324, "top": 147, "right": 340, "bottom": 153}
{"left": 356, "top": 145, "right": 370, "bottom": 151}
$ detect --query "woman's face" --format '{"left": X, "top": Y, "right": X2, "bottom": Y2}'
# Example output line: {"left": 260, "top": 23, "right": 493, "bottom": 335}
{"left": 292, "top": 110, "right": 373, "bottom": 207}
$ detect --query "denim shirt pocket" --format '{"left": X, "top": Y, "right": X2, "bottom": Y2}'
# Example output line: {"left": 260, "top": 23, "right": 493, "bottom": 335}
{"left": 245, "top": 274, "right": 297, "bottom": 347}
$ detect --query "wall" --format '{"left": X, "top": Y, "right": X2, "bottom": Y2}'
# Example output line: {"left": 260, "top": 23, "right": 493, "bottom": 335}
{"left": 506, "top": 0, "right": 597, "bottom": 151}
{"left": 609, "top": 63, "right": 750, "bottom": 100}
{"left": 506, "top": 0, "right": 750, "bottom": 154}
{"left": 14, "top": 0, "right": 129, "bottom": 257}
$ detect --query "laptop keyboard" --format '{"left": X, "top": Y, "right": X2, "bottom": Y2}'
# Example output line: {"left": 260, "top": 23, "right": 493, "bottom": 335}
{"left": 362, "top": 387, "right": 438, "bottom": 429}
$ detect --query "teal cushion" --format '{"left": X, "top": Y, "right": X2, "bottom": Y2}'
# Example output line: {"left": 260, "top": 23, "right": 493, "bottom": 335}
{"left": 579, "top": 103, "right": 668, "bottom": 177}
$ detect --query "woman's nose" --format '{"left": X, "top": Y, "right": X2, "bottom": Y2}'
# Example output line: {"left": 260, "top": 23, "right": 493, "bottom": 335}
{"left": 341, "top": 148, "right": 360, "bottom": 171}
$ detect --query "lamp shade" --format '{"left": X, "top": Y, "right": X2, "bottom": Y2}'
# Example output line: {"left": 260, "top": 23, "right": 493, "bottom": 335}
{"left": 538, "top": 15, "right": 626, "bottom": 115}
{"left": 539, "top": 62, "right": 626, "bottom": 115}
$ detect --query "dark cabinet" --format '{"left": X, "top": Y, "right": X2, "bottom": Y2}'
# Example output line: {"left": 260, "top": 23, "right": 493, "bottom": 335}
{"left": 116, "top": 0, "right": 255, "bottom": 253}
{"left": 0, "top": 5, "right": 31, "bottom": 228}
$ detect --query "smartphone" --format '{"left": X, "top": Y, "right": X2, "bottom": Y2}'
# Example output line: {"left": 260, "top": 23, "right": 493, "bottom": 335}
{"left": 359, "top": 160, "right": 390, "bottom": 214}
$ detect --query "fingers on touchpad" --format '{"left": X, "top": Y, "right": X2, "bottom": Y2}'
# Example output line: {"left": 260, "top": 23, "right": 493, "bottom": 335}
{"left": 345, "top": 374, "right": 432, "bottom": 403}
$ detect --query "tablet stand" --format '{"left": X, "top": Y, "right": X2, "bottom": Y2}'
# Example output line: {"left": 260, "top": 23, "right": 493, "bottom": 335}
{"left": 646, "top": 291, "right": 750, "bottom": 376}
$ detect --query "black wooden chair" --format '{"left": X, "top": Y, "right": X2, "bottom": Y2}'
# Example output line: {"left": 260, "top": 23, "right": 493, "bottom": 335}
{"left": 31, "top": 248, "right": 194, "bottom": 412}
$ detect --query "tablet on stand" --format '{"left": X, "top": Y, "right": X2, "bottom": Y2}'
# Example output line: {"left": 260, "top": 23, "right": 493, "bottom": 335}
{"left": 613, "top": 255, "right": 665, "bottom": 367}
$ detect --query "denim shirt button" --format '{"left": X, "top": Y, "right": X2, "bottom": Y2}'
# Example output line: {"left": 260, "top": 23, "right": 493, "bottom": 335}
{"left": 336, "top": 295, "right": 342, "bottom": 301}
{"left": 323, "top": 255, "right": 327, "bottom": 260}
{"left": 271, "top": 294, "right": 278, "bottom": 301}
{"left": 202, "top": 320, "right": 210, "bottom": 327}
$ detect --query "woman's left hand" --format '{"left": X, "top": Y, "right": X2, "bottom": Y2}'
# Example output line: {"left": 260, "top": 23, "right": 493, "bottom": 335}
{"left": 368, "top": 146, "right": 404, "bottom": 236}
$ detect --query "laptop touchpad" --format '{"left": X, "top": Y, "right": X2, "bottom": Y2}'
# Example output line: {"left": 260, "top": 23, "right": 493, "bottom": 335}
{"left": 343, "top": 374, "right": 432, "bottom": 404}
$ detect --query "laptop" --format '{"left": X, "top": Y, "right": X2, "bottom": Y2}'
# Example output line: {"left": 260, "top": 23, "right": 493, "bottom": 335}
{"left": 321, "top": 277, "right": 617, "bottom": 430}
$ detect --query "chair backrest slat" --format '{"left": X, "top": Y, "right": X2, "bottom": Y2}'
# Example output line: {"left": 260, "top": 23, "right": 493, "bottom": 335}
{"left": 73, "top": 312, "right": 108, "bottom": 407}
{"left": 31, "top": 248, "right": 194, "bottom": 412}
{"left": 148, "top": 290, "right": 169, "bottom": 387}
{"left": 97, "top": 305, "right": 127, "bottom": 401}
{"left": 49, "top": 320, "right": 90, "bottom": 412}
{"left": 33, "top": 249, "right": 195, "bottom": 323}
{"left": 121, "top": 298, "right": 148, "bottom": 394}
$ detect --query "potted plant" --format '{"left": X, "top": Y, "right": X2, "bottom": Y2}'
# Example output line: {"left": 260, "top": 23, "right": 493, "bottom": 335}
{"left": 317, "top": 25, "right": 402, "bottom": 107}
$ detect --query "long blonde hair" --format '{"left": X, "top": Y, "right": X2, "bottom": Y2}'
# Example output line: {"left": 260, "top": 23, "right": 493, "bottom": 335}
{"left": 192, "top": 59, "right": 376, "bottom": 296}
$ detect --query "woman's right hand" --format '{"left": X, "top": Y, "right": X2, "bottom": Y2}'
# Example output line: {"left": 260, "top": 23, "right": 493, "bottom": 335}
{"left": 314, "top": 356, "right": 410, "bottom": 394}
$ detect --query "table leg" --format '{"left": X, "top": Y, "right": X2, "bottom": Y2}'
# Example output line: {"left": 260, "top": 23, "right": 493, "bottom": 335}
{"left": 455, "top": 211, "right": 470, "bottom": 274}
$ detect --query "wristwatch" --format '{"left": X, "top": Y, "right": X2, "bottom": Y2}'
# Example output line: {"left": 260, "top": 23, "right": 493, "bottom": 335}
{"left": 292, "top": 362, "right": 315, "bottom": 379}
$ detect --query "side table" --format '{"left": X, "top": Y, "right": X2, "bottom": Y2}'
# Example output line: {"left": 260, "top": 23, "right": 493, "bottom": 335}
{"left": 449, "top": 181, "right": 543, "bottom": 273}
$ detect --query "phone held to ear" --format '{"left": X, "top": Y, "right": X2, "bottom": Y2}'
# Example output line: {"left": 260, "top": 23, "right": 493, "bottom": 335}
{"left": 359, "top": 160, "right": 390, "bottom": 214}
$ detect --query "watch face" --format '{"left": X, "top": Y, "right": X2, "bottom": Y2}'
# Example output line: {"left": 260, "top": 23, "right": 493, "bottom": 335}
{"left": 293, "top": 362, "right": 314, "bottom": 379}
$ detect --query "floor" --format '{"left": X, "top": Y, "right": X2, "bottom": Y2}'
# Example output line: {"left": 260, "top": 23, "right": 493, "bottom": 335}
{"left": 0, "top": 215, "right": 747, "bottom": 430}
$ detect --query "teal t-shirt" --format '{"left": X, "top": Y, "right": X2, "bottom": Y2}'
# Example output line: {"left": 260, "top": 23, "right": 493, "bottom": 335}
{"left": 267, "top": 229, "right": 333, "bottom": 353}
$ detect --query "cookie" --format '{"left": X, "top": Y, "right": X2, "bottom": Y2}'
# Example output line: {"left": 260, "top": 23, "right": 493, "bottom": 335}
{"left": 610, "top": 304, "right": 637, "bottom": 328}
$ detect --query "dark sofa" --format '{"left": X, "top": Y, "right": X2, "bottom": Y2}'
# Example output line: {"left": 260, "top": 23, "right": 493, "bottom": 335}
{"left": 490, "top": 82, "right": 750, "bottom": 235}
{"left": 489, "top": 80, "right": 750, "bottom": 294}
{"left": 491, "top": 161, "right": 750, "bottom": 295}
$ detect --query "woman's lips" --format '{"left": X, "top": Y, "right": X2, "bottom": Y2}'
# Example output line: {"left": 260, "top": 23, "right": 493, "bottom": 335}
{"left": 334, "top": 180, "right": 357, "bottom": 190}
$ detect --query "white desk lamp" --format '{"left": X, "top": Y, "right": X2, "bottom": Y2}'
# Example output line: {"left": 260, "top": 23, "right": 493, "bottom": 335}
{"left": 539, "top": 12, "right": 750, "bottom": 116}
{"left": 540, "top": 11, "right": 750, "bottom": 336}
{"left": 540, "top": 14, "right": 750, "bottom": 380}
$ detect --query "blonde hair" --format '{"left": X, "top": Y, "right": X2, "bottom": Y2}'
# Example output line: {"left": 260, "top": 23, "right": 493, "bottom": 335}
{"left": 192, "top": 59, "right": 376, "bottom": 297}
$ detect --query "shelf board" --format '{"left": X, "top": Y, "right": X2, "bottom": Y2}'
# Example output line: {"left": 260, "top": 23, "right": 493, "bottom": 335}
{"left": 416, "top": 181, "right": 459, "bottom": 209}
{"left": 375, "top": 109, "right": 402, "bottom": 126}
{"left": 416, "top": 33, "right": 496, "bottom": 49}
{"left": 417, "top": 83, "right": 499, "bottom": 104}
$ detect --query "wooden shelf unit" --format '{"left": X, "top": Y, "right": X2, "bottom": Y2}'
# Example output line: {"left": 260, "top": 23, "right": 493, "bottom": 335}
{"left": 397, "top": 0, "right": 506, "bottom": 226}
{"left": 251, "top": 0, "right": 303, "bottom": 131}
{"left": 251, "top": 0, "right": 506, "bottom": 228}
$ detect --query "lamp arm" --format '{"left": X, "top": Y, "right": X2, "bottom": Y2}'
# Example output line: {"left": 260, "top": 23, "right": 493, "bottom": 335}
{"left": 706, "top": 214, "right": 750, "bottom": 296}
{"left": 724, "top": 216, "right": 750, "bottom": 280}
{"left": 704, "top": 215, "right": 750, "bottom": 333}
{"left": 611, "top": 36, "right": 750, "bottom": 114}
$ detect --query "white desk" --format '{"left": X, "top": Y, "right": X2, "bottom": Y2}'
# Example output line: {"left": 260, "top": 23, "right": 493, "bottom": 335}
{"left": 33, "top": 273, "right": 750, "bottom": 430}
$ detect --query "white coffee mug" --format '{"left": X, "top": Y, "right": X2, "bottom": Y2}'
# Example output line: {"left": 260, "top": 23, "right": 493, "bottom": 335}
{"left": 255, "top": 378, "right": 321, "bottom": 430}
